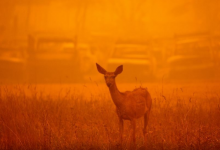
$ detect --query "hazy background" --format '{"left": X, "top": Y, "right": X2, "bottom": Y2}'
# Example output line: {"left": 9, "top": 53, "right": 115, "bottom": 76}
{"left": 0, "top": 0, "right": 220, "bottom": 84}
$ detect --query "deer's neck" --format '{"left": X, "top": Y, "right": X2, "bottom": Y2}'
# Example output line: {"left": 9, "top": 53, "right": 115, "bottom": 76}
{"left": 108, "top": 81, "right": 124, "bottom": 107}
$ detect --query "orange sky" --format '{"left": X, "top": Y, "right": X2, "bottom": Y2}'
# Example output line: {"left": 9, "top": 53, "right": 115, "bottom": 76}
{"left": 0, "top": 0, "right": 220, "bottom": 84}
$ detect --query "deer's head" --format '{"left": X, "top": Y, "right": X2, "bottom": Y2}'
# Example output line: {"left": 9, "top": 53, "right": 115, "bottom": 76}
{"left": 96, "top": 63, "right": 123, "bottom": 88}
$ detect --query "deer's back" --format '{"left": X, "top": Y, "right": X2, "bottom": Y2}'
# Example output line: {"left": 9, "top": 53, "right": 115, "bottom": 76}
{"left": 118, "top": 88, "right": 152, "bottom": 119}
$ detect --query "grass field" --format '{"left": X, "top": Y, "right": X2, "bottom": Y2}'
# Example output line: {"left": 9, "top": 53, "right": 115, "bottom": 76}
{"left": 0, "top": 81, "right": 220, "bottom": 150}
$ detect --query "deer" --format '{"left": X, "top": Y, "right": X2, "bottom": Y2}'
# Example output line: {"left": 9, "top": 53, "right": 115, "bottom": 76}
{"left": 96, "top": 63, "right": 152, "bottom": 149}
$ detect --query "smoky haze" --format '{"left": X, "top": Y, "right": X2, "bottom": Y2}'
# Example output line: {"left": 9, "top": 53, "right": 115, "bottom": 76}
{"left": 0, "top": 0, "right": 220, "bottom": 84}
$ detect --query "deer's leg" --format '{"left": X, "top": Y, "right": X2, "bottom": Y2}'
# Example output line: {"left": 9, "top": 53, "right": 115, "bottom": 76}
{"left": 143, "top": 111, "right": 150, "bottom": 146}
{"left": 130, "top": 119, "right": 136, "bottom": 149}
{"left": 119, "top": 117, "right": 123, "bottom": 146}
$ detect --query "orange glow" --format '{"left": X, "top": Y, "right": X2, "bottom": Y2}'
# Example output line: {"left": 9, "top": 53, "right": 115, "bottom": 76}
{"left": 0, "top": 0, "right": 220, "bottom": 84}
{"left": 0, "top": 0, "right": 220, "bottom": 149}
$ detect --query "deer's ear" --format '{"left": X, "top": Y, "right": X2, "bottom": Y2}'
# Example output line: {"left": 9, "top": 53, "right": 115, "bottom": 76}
{"left": 96, "top": 63, "right": 106, "bottom": 74}
{"left": 114, "top": 65, "right": 123, "bottom": 76}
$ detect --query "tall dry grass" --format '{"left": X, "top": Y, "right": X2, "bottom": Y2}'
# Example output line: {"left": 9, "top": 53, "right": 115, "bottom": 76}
{"left": 0, "top": 83, "right": 220, "bottom": 150}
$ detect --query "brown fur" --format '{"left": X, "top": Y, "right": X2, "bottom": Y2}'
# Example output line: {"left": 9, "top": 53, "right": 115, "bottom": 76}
{"left": 96, "top": 63, "right": 152, "bottom": 149}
